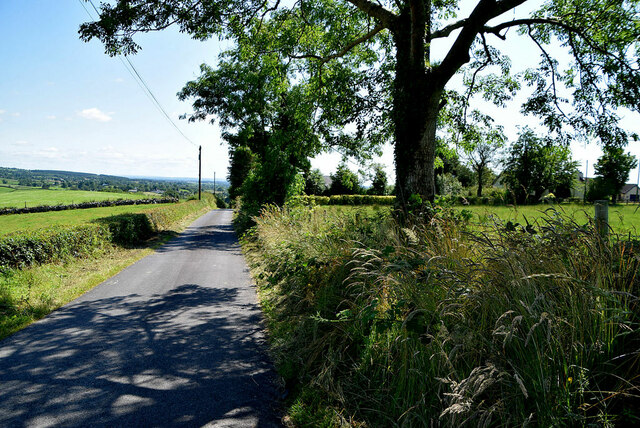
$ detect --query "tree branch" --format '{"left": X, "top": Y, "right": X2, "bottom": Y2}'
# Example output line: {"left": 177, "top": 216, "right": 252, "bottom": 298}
{"left": 430, "top": 19, "right": 468, "bottom": 40}
{"left": 436, "top": 0, "right": 527, "bottom": 85}
{"left": 526, "top": 25, "right": 570, "bottom": 122}
{"left": 344, "top": 0, "right": 398, "bottom": 29}
{"left": 290, "top": 24, "right": 384, "bottom": 65}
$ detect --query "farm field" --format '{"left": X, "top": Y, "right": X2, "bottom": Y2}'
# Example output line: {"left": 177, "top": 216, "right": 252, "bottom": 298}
{"left": 458, "top": 203, "right": 640, "bottom": 234}
{"left": 0, "top": 186, "right": 149, "bottom": 209}
{"left": 0, "top": 203, "right": 174, "bottom": 236}
{"left": 312, "top": 202, "right": 640, "bottom": 234}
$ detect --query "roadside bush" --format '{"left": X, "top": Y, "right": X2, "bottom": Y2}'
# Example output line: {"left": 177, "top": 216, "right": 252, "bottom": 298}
{"left": 214, "top": 194, "right": 228, "bottom": 208}
{"left": 0, "top": 225, "right": 110, "bottom": 270}
{"left": 96, "top": 214, "right": 155, "bottom": 246}
{"left": 245, "top": 206, "right": 640, "bottom": 426}
{"left": 0, "top": 197, "right": 177, "bottom": 216}
{"left": 0, "top": 194, "right": 216, "bottom": 270}
{"left": 296, "top": 194, "right": 395, "bottom": 206}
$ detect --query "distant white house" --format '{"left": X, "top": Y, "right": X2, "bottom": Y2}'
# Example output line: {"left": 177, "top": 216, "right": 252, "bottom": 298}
{"left": 620, "top": 183, "right": 639, "bottom": 202}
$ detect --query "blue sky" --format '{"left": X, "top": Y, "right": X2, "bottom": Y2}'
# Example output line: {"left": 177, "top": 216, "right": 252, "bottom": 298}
{"left": 0, "top": 0, "right": 227, "bottom": 179}
{"left": 1, "top": 1, "right": 639, "bottom": 184}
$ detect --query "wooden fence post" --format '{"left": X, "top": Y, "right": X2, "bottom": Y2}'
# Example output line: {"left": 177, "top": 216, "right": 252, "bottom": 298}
{"left": 594, "top": 200, "right": 609, "bottom": 238}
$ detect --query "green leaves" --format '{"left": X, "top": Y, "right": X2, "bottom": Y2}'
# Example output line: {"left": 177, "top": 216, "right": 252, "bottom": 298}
{"left": 502, "top": 127, "right": 579, "bottom": 203}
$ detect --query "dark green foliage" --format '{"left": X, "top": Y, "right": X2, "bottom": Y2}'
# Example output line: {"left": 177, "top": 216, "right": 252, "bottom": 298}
{"left": 178, "top": 46, "right": 319, "bottom": 222}
{"left": 0, "top": 226, "right": 110, "bottom": 271}
{"left": 329, "top": 163, "right": 361, "bottom": 195}
{"left": 214, "top": 193, "right": 228, "bottom": 208}
{"left": 435, "top": 146, "right": 479, "bottom": 189}
{"left": 502, "top": 128, "right": 578, "bottom": 204}
{"left": 368, "top": 164, "right": 388, "bottom": 196}
{"left": 592, "top": 144, "right": 638, "bottom": 203}
{"left": 95, "top": 214, "right": 156, "bottom": 246}
{"left": 304, "top": 169, "right": 327, "bottom": 196}
{"left": 80, "top": 0, "right": 640, "bottom": 205}
{"left": 227, "top": 146, "right": 256, "bottom": 200}
{"left": 586, "top": 177, "right": 612, "bottom": 202}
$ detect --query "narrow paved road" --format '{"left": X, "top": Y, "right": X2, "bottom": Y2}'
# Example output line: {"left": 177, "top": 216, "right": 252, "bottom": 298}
{"left": 0, "top": 209, "right": 282, "bottom": 427}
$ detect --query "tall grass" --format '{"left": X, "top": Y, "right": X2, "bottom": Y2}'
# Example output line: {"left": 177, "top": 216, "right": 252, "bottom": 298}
{"left": 244, "top": 205, "right": 640, "bottom": 427}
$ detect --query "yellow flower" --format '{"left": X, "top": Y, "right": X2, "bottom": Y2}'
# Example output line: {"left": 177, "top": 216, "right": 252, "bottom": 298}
{"left": 567, "top": 377, "right": 573, "bottom": 384}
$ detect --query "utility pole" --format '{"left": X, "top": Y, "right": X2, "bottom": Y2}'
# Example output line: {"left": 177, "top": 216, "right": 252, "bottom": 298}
{"left": 214, "top": 171, "right": 216, "bottom": 198}
{"left": 198, "top": 145, "right": 202, "bottom": 201}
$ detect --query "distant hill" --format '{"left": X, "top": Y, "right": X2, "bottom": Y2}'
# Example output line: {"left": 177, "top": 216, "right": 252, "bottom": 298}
{"left": 0, "top": 167, "right": 228, "bottom": 199}
{"left": 126, "top": 175, "right": 229, "bottom": 185}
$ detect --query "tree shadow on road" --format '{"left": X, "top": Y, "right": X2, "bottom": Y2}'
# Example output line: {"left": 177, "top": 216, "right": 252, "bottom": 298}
{"left": 0, "top": 283, "right": 282, "bottom": 427}
{"left": 156, "top": 223, "right": 242, "bottom": 254}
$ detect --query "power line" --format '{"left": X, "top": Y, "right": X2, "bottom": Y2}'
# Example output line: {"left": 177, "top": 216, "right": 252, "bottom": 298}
{"left": 78, "top": 0, "right": 198, "bottom": 148}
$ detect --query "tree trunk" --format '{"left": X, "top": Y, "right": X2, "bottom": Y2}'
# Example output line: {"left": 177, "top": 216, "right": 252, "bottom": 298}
{"left": 392, "top": 12, "right": 442, "bottom": 208}
{"left": 476, "top": 167, "right": 484, "bottom": 197}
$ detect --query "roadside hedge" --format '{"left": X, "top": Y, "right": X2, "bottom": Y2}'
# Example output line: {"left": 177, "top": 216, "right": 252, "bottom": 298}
{"left": 0, "top": 195, "right": 216, "bottom": 271}
{"left": 298, "top": 195, "right": 396, "bottom": 206}
{"left": 0, "top": 197, "right": 177, "bottom": 216}
{"left": 0, "top": 225, "right": 110, "bottom": 270}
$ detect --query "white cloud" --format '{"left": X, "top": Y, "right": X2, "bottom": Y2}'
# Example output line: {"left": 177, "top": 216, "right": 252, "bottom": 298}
{"left": 12, "top": 140, "right": 29, "bottom": 146}
{"left": 114, "top": 78, "right": 124, "bottom": 83}
{"left": 78, "top": 108, "right": 112, "bottom": 122}
{"left": 11, "top": 112, "right": 20, "bottom": 117}
{"left": 33, "top": 148, "right": 66, "bottom": 160}
{"left": 0, "top": 109, "right": 6, "bottom": 114}
{"left": 46, "top": 115, "right": 56, "bottom": 120}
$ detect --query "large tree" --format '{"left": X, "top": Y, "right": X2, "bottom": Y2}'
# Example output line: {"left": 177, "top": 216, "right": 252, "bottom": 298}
{"left": 468, "top": 139, "right": 503, "bottom": 197}
{"left": 502, "top": 127, "right": 578, "bottom": 203}
{"left": 369, "top": 163, "right": 389, "bottom": 195}
{"left": 80, "top": 0, "right": 640, "bottom": 208}
{"left": 590, "top": 144, "right": 638, "bottom": 203}
{"left": 177, "top": 47, "right": 320, "bottom": 209}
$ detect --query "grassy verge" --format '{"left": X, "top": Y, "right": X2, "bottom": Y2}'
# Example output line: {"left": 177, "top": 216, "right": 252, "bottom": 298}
{"left": 243, "top": 205, "right": 640, "bottom": 427}
{"left": 0, "top": 195, "right": 216, "bottom": 340}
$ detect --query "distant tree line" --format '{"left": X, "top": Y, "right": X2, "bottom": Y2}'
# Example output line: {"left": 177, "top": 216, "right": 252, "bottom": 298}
{"left": 284, "top": 125, "right": 637, "bottom": 206}
{"left": 0, "top": 167, "right": 229, "bottom": 201}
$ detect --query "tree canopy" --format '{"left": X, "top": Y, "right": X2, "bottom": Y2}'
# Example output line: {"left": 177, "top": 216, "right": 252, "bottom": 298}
{"left": 502, "top": 127, "right": 578, "bottom": 203}
{"left": 588, "top": 144, "right": 638, "bottom": 203}
{"left": 80, "top": 0, "right": 640, "bottom": 209}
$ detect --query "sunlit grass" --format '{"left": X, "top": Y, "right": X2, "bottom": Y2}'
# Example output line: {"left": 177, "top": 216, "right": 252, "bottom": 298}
{"left": 0, "top": 203, "right": 175, "bottom": 236}
{"left": 0, "top": 186, "right": 149, "bottom": 208}
{"left": 245, "top": 204, "right": 640, "bottom": 426}
{"left": 459, "top": 203, "right": 640, "bottom": 235}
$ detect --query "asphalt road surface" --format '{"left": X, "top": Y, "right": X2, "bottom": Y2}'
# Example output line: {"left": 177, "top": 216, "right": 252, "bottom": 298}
{"left": 0, "top": 209, "right": 282, "bottom": 427}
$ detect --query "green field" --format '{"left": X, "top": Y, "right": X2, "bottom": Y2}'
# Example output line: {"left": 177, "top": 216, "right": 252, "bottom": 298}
{"left": 314, "top": 202, "right": 640, "bottom": 235}
{"left": 0, "top": 203, "right": 174, "bottom": 236}
{"left": 458, "top": 203, "right": 640, "bottom": 235}
{"left": 0, "top": 186, "right": 149, "bottom": 209}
